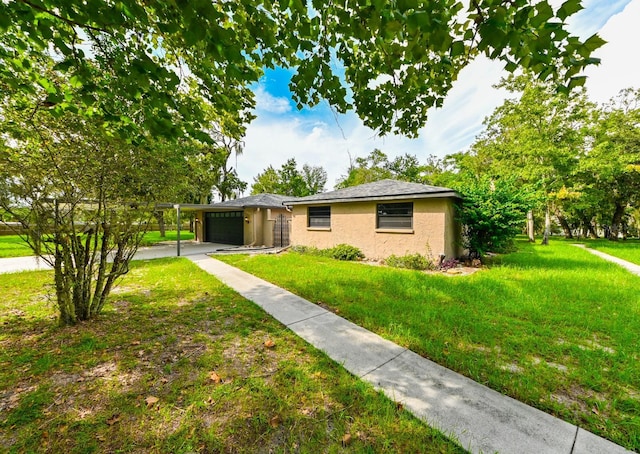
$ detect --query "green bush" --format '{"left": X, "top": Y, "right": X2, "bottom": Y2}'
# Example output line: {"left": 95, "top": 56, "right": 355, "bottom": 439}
{"left": 454, "top": 177, "right": 538, "bottom": 258}
{"left": 384, "top": 253, "right": 435, "bottom": 270}
{"left": 291, "top": 244, "right": 364, "bottom": 261}
{"left": 325, "top": 244, "right": 364, "bottom": 261}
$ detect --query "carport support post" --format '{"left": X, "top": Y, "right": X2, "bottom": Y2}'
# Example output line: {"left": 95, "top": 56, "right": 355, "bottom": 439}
{"left": 174, "top": 204, "right": 181, "bottom": 257}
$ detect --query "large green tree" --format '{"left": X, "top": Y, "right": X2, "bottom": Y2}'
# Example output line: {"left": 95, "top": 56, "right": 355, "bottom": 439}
{"left": 457, "top": 75, "right": 594, "bottom": 242}
{"left": 252, "top": 158, "right": 326, "bottom": 196}
{"left": 1, "top": 0, "right": 603, "bottom": 140}
{"left": 576, "top": 89, "right": 640, "bottom": 240}
{"left": 335, "top": 149, "right": 426, "bottom": 188}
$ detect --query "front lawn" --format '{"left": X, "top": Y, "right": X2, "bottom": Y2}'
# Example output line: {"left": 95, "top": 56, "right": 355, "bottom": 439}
{"left": 218, "top": 239, "right": 640, "bottom": 451}
{"left": 0, "top": 259, "right": 463, "bottom": 453}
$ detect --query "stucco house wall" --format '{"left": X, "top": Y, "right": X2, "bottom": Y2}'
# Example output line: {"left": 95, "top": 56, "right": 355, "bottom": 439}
{"left": 244, "top": 207, "right": 291, "bottom": 247}
{"left": 290, "top": 198, "right": 459, "bottom": 260}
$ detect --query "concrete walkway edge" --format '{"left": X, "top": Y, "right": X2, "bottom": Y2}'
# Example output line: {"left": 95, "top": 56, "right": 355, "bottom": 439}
{"left": 573, "top": 244, "right": 640, "bottom": 276}
{"left": 189, "top": 254, "right": 632, "bottom": 454}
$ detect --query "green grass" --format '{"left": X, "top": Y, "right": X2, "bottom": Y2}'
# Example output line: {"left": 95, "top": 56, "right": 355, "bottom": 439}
{"left": 576, "top": 238, "right": 640, "bottom": 266}
{"left": 0, "top": 259, "right": 464, "bottom": 453}
{"left": 138, "top": 230, "right": 194, "bottom": 246}
{"left": 218, "top": 239, "right": 640, "bottom": 451}
{"left": 0, "top": 231, "right": 194, "bottom": 258}
{"left": 0, "top": 235, "right": 34, "bottom": 258}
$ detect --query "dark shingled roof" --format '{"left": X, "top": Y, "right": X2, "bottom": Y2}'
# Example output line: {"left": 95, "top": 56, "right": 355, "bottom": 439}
{"left": 209, "top": 193, "right": 295, "bottom": 209}
{"left": 284, "top": 179, "right": 460, "bottom": 205}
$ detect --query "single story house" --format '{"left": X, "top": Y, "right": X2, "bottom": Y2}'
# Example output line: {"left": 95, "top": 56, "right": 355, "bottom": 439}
{"left": 189, "top": 193, "right": 294, "bottom": 247}
{"left": 284, "top": 179, "right": 462, "bottom": 260}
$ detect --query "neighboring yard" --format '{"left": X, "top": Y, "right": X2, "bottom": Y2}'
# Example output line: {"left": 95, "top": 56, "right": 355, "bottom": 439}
{"left": 0, "top": 259, "right": 463, "bottom": 453}
{"left": 0, "top": 231, "right": 194, "bottom": 258}
{"left": 579, "top": 238, "right": 640, "bottom": 266}
{"left": 0, "top": 235, "right": 33, "bottom": 258}
{"left": 219, "top": 239, "right": 640, "bottom": 451}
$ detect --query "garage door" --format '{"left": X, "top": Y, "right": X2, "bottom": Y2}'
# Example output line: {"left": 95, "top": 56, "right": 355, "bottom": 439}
{"left": 205, "top": 211, "right": 244, "bottom": 245}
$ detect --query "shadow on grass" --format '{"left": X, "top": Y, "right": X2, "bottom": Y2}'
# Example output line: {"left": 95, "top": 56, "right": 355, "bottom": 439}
{"left": 0, "top": 258, "right": 465, "bottom": 454}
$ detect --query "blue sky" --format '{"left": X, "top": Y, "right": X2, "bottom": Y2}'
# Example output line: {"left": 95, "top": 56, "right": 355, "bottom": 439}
{"left": 233, "top": 0, "right": 639, "bottom": 191}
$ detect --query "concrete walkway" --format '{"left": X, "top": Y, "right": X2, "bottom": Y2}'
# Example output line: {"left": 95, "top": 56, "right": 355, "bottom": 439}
{"left": 573, "top": 244, "right": 640, "bottom": 276}
{"left": 189, "top": 254, "right": 632, "bottom": 454}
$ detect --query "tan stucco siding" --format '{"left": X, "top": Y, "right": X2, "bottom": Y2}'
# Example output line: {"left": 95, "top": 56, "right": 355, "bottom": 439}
{"left": 291, "top": 198, "right": 459, "bottom": 260}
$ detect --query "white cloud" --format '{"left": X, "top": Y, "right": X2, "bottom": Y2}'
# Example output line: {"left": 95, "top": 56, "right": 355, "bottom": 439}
{"left": 254, "top": 85, "right": 292, "bottom": 114}
{"left": 583, "top": 0, "right": 640, "bottom": 104}
{"left": 565, "top": 0, "right": 631, "bottom": 38}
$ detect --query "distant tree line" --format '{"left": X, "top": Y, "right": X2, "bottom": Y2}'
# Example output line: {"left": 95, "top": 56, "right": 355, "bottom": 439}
{"left": 251, "top": 158, "right": 327, "bottom": 197}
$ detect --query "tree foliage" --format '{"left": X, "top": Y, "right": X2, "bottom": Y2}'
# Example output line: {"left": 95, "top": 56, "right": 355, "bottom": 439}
{"left": 1, "top": 0, "right": 603, "bottom": 139}
{"left": 454, "top": 178, "right": 538, "bottom": 258}
{"left": 336, "top": 149, "right": 426, "bottom": 188}
{"left": 251, "top": 158, "right": 326, "bottom": 197}
{"left": 0, "top": 95, "right": 189, "bottom": 325}
{"left": 455, "top": 82, "right": 640, "bottom": 240}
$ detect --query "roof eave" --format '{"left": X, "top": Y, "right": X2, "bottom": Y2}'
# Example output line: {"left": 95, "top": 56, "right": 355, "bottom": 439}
{"left": 284, "top": 191, "right": 461, "bottom": 205}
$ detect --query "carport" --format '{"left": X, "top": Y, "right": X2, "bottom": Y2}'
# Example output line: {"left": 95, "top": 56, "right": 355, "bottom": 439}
{"left": 168, "top": 194, "right": 296, "bottom": 250}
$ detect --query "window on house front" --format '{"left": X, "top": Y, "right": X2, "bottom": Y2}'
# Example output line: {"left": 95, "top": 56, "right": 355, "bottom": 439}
{"left": 377, "top": 202, "right": 413, "bottom": 229}
{"left": 308, "top": 206, "right": 331, "bottom": 228}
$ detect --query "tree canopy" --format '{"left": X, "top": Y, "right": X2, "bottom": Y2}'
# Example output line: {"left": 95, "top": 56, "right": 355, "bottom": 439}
{"left": 453, "top": 83, "right": 640, "bottom": 240}
{"left": 336, "top": 149, "right": 426, "bottom": 188}
{"left": 252, "top": 158, "right": 327, "bottom": 197}
{"left": 1, "top": 0, "right": 603, "bottom": 139}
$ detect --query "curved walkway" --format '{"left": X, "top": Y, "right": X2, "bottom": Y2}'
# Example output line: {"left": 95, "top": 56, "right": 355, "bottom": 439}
{"left": 189, "top": 254, "right": 632, "bottom": 454}
{"left": 573, "top": 244, "right": 640, "bottom": 276}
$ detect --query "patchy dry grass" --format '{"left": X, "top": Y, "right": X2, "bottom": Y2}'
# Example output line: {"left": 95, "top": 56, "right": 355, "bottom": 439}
{"left": 218, "top": 240, "right": 640, "bottom": 451}
{"left": 0, "top": 259, "right": 463, "bottom": 453}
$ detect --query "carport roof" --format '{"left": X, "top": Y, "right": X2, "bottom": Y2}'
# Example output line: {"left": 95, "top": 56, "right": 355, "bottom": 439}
{"left": 283, "top": 179, "right": 460, "bottom": 205}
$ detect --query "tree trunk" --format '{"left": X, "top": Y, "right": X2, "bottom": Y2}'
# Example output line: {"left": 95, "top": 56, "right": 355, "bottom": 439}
{"left": 541, "top": 205, "right": 551, "bottom": 245}
{"left": 556, "top": 211, "right": 573, "bottom": 239}
{"left": 609, "top": 202, "right": 625, "bottom": 241}
{"left": 154, "top": 210, "right": 166, "bottom": 237}
{"left": 586, "top": 219, "right": 599, "bottom": 239}
{"left": 527, "top": 210, "right": 535, "bottom": 242}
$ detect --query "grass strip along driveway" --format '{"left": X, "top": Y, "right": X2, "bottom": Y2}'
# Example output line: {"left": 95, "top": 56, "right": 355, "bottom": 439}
{"left": 0, "top": 259, "right": 463, "bottom": 453}
{"left": 0, "top": 231, "right": 194, "bottom": 259}
{"left": 219, "top": 239, "right": 640, "bottom": 452}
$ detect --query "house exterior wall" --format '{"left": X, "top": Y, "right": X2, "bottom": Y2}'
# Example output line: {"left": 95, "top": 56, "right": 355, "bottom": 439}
{"left": 290, "top": 198, "right": 460, "bottom": 260}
